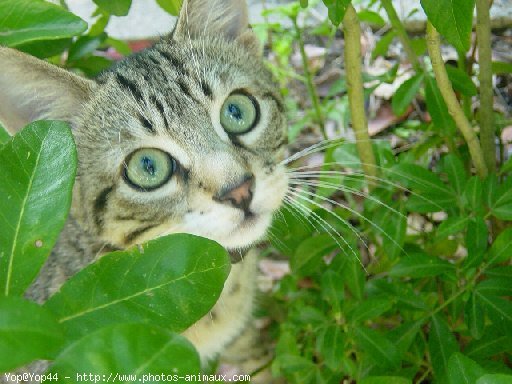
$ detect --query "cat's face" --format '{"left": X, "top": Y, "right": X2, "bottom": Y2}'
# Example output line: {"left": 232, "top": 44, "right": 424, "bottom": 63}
{"left": 0, "top": 0, "right": 288, "bottom": 255}
{"left": 74, "top": 38, "right": 288, "bottom": 252}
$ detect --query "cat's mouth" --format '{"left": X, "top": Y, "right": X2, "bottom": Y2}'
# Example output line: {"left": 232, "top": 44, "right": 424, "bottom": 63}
{"left": 227, "top": 247, "right": 251, "bottom": 263}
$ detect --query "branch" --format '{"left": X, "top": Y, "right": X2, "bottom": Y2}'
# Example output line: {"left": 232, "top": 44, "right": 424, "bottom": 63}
{"left": 380, "top": 0, "right": 422, "bottom": 73}
{"left": 426, "top": 22, "right": 488, "bottom": 178}
{"left": 476, "top": 0, "right": 496, "bottom": 172}
{"left": 342, "top": 5, "right": 377, "bottom": 180}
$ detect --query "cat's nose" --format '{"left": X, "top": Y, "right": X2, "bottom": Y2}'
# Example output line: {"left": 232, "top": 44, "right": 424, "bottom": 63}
{"left": 215, "top": 174, "right": 254, "bottom": 212}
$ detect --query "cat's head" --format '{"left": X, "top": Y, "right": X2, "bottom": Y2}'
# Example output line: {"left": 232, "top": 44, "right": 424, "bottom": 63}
{"left": 0, "top": 0, "right": 288, "bottom": 257}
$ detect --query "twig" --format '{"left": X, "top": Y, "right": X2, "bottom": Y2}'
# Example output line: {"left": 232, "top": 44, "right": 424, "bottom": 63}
{"left": 342, "top": 5, "right": 378, "bottom": 180}
{"left": 380, "top": 0, "right": 422, "bottom": 73}
{"left": 476, "top": 0, "right": 496, "bottom": 172}
{"left": 426, "top": 22, "right": 488, "bottom": 178}
{"left": 292, "top": 18, "right": 326, "bottom": 139}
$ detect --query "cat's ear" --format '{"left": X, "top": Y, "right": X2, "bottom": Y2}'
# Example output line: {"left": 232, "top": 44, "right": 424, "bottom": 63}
{"left": 172, "top": 0, "right": 261, "bottom": 54}
{"left": 0, "top": 47, "right": 96, "bottom": 134}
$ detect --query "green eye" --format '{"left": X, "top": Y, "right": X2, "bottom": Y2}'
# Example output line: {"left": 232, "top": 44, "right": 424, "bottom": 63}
{"left": 220, "top": 93, "right": 259, "bottom": 134}
{"left": 123, "top": 148, "right": 174, "bottom": 190}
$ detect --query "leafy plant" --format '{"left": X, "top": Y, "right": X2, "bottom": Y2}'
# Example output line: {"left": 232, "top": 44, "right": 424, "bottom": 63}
{"left": 0, "top": 0, "right": 511, "bottom": 382}
{"left": 0, "top": 121, "right": 230, "bottom": 376}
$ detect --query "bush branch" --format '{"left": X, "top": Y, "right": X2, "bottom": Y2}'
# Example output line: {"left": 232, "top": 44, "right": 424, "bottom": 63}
{"left": 342, "top": 5, "right": 377, "bottom": 180}
{"left": 380, "top": 0, "right": 422, "bottom": 73}
{"left": 426, "top": 22, "right": 488, "bottom": 178}
{"left": 476, "top": 0, "right": 496, "bottom": 172}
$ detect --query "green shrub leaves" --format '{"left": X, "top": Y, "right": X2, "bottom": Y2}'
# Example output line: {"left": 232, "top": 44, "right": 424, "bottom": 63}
{"left": 49, "top": 324, "right": 200, "bottom": 382}
{"left": 0, "top": 121, "right": 76, "bottom": 296}
{"left": 420, "top": 0, "right": 475, "bottom": 52}
{"left": 0, "top": 0, "right": 87, "bottom": 47}
{"left": 0, "top": 297, "right": 64, "bottom": 371}
{"left": 45, "top": 234, "right": 230, "bottom": 341}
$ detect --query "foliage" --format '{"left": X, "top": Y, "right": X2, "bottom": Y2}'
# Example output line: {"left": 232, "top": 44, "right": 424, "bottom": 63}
{"left": 0, "top": 120, "right": 229, "bottom": 375}
{"left": 0, "top": 0, "right": 511, "bottom": 383}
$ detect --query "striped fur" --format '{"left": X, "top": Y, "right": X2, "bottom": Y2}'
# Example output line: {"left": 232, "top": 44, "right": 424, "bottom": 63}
{"left": 0, "top": 0, "right": 287, "bottom": 379}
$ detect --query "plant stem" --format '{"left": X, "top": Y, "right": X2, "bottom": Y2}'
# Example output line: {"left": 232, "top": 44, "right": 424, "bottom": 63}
{"left": 426, "top": 22, "right": 488, "bottom": 178}
{"left": 342, "top": 5, "right": 377, "bottom": 180}
{"left": 476, "top": 0, "right": 496, "bottom": 172}
{"left": 292, "top": 18, "right": 326, "bottom": 139}
{"left": 380, "top": 0, "right": 422, "bottom": 73}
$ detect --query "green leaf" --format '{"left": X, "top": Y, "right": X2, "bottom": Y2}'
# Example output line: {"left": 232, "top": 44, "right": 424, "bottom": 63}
{"left": 274, "top": 355, "right": 317, "bottom": 383}
{"left": 477, "top": 374, "right": 512, "bottom": 384}
{"left": 465, "top": 293, "right": 485, "bottom": 340}
{"left": 389, "top": 253, "right": 454, "bottom": 278}
{"left": 45, "top": 234, "right": 230, "bottom": 340}
{"left": 349, "top": 296, "right": 392, "bottom": 323}
{"left": 0, "top": 121, "right": 76, "bottom": 296}
{"left": 155, "top": 0, "right": 183, "bottom": 16}
{"left": 357, "top": 10, "right": 386, "bottom": 27}
{"left": 371, "top": 204, "right": 406, "bottom": 259}
{"left": 67, "top": 33, "right": 107, "bottom": 62}
{"left": 15, "top": 38, "right": 71, "bottom": 59}
{"left": 420, "top": 0, "right": 475, "bottom": 52}
{"left": 291, "top": 233, "right": 337, "bottom": 276}
{"left": 299, "top": 0, "right": 309, "bottom": 8}
{"left": 444, "top": 154, "right": 467, "bottom": 196}
{"left": 446, "top": 65, "right": 478, "bottom": 96}
{"left": 392, "top": 74, "right": 424, "bottom": 116}
{"left": 316, "top": 325, "right": 345, "bottom": 371}
{"left": 360, "top": 378, "right": 411, "bottom": 384}
{"left": 487, "top": 228, "right": 512, "bottom": 265}
{"left": 466, "top": 327, "right": 511, "bottom": 359}
{"left": 465, "top": 217, "right": 488, "bottom": 269}
{"left": 490, "top": 187, "right": 512, "bottom": 220}
{"left": 0, "top": 122, "right": 10, "bottom": 145}
{"left": 49, "top": 324, "right": 200, "bottom": 381}
{"left": 447, "top": 352, "right": 487, "bottom": 384}
{"left": 428, "top": 314, "right": 459, "bottom": 382}
{"left": 492, "top": 61, "right": 512, "bottom": 74}
{"left": 321, "top": 270, "right": 344, "bottom": 314}
{"left": 425, "top": 75, "right": 457, "bottom": 134}
{"left": 322, "top": 0, "right": 351, "bottom": 26}
{"left": 341, "top": 258, "right": 365, "bottom": 300}
{"left": 476, "top": 278, "right": 512, "bottom": 297}
{"left": 93, "top": 0, "right": 132, "bottom": 16}
{"left": 333, "top": 142, "right": 361, "bottom": 169}
{"left": 372, "top": 30, "right": 397, "bottom": 59}
{"left": 475, "top": 292, "right": 512, "bottom": 330}
{"left": 0, "top": 297, "right": 64, "bottom": 371}
{"left": 0, "top": 0, "right": 87, "bottom": 47}
{"left": 354, "top": 327, "right": 400, "bottom": 369}
{"left": 436, "top": 217, "right": 468, "bottom": 240}
{"left": 388, "top": 163, "right": 453, "bottom": 196}
{"left": 388, "top": 320, "right": 424, "bottom": 357}
{"left": 463, "top": 176, "right": 484, "bottom": 212}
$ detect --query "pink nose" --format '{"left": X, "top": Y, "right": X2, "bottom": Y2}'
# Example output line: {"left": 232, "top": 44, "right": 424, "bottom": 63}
{"left": 216, "top": 175, "right": 254, "bottom": 212}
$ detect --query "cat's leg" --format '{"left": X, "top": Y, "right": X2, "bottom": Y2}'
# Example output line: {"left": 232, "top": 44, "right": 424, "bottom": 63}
{"left": 182, "top": 249, "right": 258, "bottom": 362}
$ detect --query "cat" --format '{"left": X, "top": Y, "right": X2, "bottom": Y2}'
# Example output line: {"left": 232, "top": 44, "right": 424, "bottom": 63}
{"left": 0, "top": 0, "right": 288, "bottom": 380}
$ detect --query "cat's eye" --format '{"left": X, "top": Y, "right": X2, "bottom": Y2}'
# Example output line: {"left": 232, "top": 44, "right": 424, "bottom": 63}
{"left": 220, "top": 93, "right": 259, "bottom": 135}
{"left": 123, "top": 148, "right": 175, "bottom": 190}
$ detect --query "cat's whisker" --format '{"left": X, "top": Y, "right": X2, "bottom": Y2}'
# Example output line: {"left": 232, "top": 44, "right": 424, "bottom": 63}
{"left": 281, "top": 138, "right": 394, "bottom": 166}
{"left": 265, "top": 229, "right": 288, "bottom": 253}
{"left": 289, "top": 160, "right": 450, "bottom": 199}
{"left": 289, "top": 185, "right": 407, "bottom": 258}
{"left": 280, "top": 138, "right": 344, "bottom": 166}
{"left": 287, "top": 188, "right": 369, "bottom": 254}
{"left": 287, "top": 169, "right": 444, "bottom": 211}
{"left": 283, "top": 193, "right": 364, "bottom": 268}
{"left": 282, "top": 195, "right": 317, "bottom": 231}
{"left": 288, "top": 178, "right": 407, "bottom": 222}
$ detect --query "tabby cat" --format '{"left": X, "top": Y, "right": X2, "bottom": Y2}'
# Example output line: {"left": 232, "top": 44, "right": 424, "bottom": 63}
{"left": 0, "top": 0, "right": 288, "bottom": 379}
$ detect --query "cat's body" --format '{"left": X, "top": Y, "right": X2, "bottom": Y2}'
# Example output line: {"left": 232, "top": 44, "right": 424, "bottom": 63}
{"left": 0, "top": 0, "right": 287, "bottom": 379}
